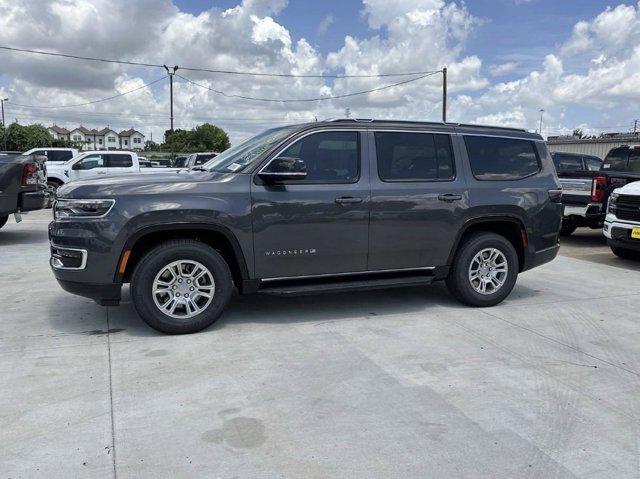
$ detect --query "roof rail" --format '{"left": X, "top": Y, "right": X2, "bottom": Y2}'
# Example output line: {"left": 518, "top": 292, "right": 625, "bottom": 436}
{"left": 327, "top": 118, "right": 375, "bottom": 122}
{"left": 324, "top": 118, "right": 529, "bottom": 133}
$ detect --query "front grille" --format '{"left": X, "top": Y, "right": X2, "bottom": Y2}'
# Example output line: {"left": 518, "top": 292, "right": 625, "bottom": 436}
{"left": 614, "top": 195, "right": 640, "bottom": 221}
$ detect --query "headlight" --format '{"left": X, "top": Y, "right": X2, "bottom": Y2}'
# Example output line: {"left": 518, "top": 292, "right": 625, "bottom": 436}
{"left": 607, "top": 192, "right": 619, "bottom": 212}
{"left": 54, "top": 198, "right": 115, "bottom": 219}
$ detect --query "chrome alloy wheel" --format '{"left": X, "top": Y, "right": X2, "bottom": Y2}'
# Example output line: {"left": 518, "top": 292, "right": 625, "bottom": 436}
{"left": 468, "top": 248, "right": 508, "bottom": 295}
{"left": 152, "top": 260, "right": 215, "bottom": 319}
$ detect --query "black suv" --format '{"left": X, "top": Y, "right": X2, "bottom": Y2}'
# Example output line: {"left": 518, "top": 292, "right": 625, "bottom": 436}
{"left": 49, "top": 120, "right": 562, "bottom": 334}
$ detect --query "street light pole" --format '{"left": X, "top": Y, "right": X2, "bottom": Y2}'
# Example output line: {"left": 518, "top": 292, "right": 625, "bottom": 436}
{"left": 442, "top": 67, "right": 447, "bottom": 123}
{"left": 164, "top": 65, "right": 179, "bottom": 133}
{"left": 1, "top": 97, "right": 8, "bottom": 152}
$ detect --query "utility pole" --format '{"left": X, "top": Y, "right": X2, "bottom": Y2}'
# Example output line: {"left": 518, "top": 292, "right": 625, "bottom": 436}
{"left": 164, "top": 65, "right": 179, "bottom": 132}
{"left": 1, "top": 97, "right": 7, "bottom": 152}
{"left": 442, "top": 67, "right": 447, "bottom": 123}
{"left": 539, "top": 109, "right": 545, "bottom": 136}
{"left": 634, "top": 119, "right": 638, "bottom": 135}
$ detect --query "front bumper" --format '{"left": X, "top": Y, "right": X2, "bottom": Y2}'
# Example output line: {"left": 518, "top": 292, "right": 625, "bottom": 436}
{"left": 56, "top": 279, "right": 122, "bottom": 306}
{"left": 603, "top": 214, "right": 640, "bottom": 251}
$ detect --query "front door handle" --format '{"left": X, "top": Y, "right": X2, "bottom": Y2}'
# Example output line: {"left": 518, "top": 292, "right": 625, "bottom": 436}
{"left": 335, "top": 196, "right": 363, "bottom": 204}
{"left": 438, "top": 194, "right": 462, "bottom": 202}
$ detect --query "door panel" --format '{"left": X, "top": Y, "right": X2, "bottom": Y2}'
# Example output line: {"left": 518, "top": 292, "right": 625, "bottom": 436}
{"left": 251, "top": 130, "right": 370, "bottom": 279}
{"left": 368, "top": 131, "right": 468, "bottom": 270}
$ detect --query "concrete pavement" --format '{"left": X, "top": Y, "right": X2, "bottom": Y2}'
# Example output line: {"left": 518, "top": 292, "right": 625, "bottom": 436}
{"left": 1, "top": 210, "right": 639, "bottom": 478}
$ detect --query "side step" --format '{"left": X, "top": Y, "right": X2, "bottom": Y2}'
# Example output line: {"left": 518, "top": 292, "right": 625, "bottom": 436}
{"left": 258, "top": 275, "right": 433, "bottom": 296}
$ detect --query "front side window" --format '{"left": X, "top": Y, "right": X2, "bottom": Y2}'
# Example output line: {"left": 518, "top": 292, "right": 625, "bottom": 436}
{"left": 375, "top": 132, "right": 454, "bottom": 181}
{"left": 602, "top": 148, "right": 629, "bottom": 171}
{"left": 49, "top": 150, "right": 73, "bottom": 162}
{"left": 274, "top": 131, "right": 359, "bottom": 183}
{"left": 106, "top": 154, "right": 133, "bottom": 168}
{"left": 75, "top": 154, "right": 105, "bottom": 170}
{"left": 464, "top": 136, "right": 540, "bottom": 180}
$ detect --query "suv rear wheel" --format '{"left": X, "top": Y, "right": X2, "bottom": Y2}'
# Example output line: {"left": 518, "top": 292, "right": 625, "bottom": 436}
{"left": 130, "top": 240, "right": 233, "bottom": 334}
{"left": 560, "top": 220, "right": 577, "bottom": 237}
{"left": 446, "top": 232, "right": 519, "bottom": 307}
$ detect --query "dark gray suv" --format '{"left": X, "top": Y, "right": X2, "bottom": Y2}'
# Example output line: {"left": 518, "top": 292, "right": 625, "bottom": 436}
{"left": 49, "top": 120, "right": 562, "bottom": 334}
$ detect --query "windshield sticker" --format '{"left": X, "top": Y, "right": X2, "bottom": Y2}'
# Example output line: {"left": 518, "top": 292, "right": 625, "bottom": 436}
{"left": 226, "top": 163, "right": 243, "bottom": 172}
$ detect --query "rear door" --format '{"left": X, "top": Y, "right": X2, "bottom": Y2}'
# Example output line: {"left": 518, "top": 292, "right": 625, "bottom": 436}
{"left": 367, "top": 129, "right": 467, "bottom": 270}
{"left": 251, "top": 129, "right": 370, "bottom": 279}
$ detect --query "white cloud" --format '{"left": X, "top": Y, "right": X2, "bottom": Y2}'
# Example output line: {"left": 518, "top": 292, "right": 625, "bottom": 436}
{"left": 317, "top": 15, "right": 334, "bottom": 35}
{"left": 0, "top": 0, "right": 640, "bottom": 143}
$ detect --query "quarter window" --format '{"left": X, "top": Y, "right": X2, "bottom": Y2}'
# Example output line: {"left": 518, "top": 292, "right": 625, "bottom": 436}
{"left": 276, "top": 131, "right": 359, "bottom": 183}
{"left": 375, "top": 132, "right": 455, "bottom": 181}
{"left": 464, "top": 136, "right": 540, "bottom": 180}
{"left": 584, "top": 156, "right": 602, "bottom": 171}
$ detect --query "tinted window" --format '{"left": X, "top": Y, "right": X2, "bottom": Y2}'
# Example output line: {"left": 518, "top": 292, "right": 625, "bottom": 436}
{"left": 174, "top": 157, "right": 188, "bottom": 167}
{"left": 584, "top": 156, "right": 602, "bottom": 171}
{"left": 277, "top": 131, "right": 359, "bottom": 183}
{"left": 602, "top": 148, "right": 629, "bottom": 171}
{"left": 628, "top": 150, "right": 640, "bottom": 173}
{"left": 48, "top": 150, "right": 73, "bottom": 162}
{"left": 106, "top": 154, "right": 133, "bottom": 168}
{"left": 552, "top": 153, "right": 583, "bottom": 172}
{"left": 375, "top": 132, "right": 454, "bottom": 181}
{"left": 464, "top": 136, "right": 540, "bottom": 180}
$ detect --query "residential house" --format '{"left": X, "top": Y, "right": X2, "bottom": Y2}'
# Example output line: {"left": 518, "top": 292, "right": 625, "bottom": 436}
{"left": 47, "top": 125, "right": 70, "bottom": 141}
{"left": 118, "top": 128, "right": 145, "bottom": 150}
{"left": 52, "top": 125, "right": 146, "bottom": 151}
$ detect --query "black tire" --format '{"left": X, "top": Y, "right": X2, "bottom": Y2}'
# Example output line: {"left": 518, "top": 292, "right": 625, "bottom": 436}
{"left": 560, "top": 220, "right": 577, "bottom": 237}
{"left": 610, "top": 246, "right": 640, "bottom": 260}
{"left": 130, "top": 239, "right": 234, "bottom": 334}
{"left": 47, "top": 179, "right": 63, "bottom": 193}
{"left": 0, "top": 216, "right": 8, "bottom": 230}
{"left": 446, "top": 232, "right": 519, "bottom": 307}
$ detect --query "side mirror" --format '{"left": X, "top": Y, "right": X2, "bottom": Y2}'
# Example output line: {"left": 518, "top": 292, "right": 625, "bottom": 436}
{"left": 258, "top": 157, "right": 307, "bottom": 182}
{"left": 71, "top": 162, "right": 83, "bottom": 171}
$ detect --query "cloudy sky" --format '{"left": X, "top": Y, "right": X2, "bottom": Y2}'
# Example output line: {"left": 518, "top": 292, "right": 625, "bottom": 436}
{"left": 0, "top": 0, "right": 639, "bottom": 144}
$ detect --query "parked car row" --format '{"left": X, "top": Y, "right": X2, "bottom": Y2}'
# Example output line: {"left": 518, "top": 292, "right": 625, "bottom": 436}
{"left": 552, "top": 147, "right": 640, "bottom": 259}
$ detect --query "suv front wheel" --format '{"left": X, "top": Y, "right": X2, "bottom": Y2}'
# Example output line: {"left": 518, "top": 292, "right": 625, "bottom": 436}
{"left": 131, "top": 240, "right": 233, "bottom": 334}
{"left": 446, "top": 232, "right": 519, "bottom": 307}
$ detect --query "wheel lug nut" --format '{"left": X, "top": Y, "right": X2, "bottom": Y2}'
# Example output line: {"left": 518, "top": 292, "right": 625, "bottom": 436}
{"left": 178, "top": 279, "right": 182, "bottom": 283}
{"left": 190, "top": 287, "right": 194, "bottom": 291}
{"left": 176, "top": 292, "right": 180, "bottom": 297}
{"left": 185, "top": 293, "right": 189, "bottom": 298}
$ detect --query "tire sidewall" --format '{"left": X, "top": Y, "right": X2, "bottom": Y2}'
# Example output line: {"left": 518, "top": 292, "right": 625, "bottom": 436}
{"left": 131, "top": 242, "right": 233, "bottom": 334}
{"left": 451, "top": 233, "right": 519, "bottom": 307}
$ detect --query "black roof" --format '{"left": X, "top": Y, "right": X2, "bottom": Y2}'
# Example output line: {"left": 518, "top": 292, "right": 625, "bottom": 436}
{"left": 295, "top": 118, "right": 541, "bottom": 140}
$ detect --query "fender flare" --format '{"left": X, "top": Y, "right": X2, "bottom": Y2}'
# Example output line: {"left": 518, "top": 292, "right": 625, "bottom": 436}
{"left": 114, "top": 222, "right": 250, "bottom": 283}
{"left": 46, "top": 172, "right": 68, "bottom": 184}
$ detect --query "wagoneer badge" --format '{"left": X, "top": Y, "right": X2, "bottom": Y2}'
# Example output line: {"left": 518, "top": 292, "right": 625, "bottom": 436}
{"left": 265, "top": 249, "right": 317, "bottom": 256}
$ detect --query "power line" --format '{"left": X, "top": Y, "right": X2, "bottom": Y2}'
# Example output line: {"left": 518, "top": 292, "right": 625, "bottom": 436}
{"left": 8, "top": 76, "right": 167, "bottom": 109}
{"left": 176, "top": 71, "right": 440, "bottom": 103}
{"left": 0, "top": 45, "right": 442, "bottom": 79}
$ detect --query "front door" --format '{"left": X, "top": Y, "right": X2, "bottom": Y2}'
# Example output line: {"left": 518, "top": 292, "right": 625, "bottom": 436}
{"left": 68, "top": 153, "right": 108, "bottom": 181}
{"left": 251, "top": 130, "right": 370, "bottom": 279}
{"left": 368, "top": 130, "right": 468, "bottom": 270}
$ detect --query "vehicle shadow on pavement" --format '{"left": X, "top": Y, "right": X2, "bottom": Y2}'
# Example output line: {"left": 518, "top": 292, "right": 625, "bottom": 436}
{"left": 103, "top": 281, "right": 543, "bottom": 336}
{"left": 0, "top": 229, "right": 49, "bottom": 246}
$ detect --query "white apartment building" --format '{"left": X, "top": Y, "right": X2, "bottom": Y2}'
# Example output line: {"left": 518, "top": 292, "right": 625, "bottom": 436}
{"left": 47, "top": 125, "right": 146, "bottom": 151}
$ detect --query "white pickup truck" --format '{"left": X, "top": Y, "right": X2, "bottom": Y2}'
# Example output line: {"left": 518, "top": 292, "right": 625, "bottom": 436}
{"left": 22, "top": 147, "right": 79, "bottom": 164}
{"left": 46, "top": 150, "right": 178, "bottom": 190}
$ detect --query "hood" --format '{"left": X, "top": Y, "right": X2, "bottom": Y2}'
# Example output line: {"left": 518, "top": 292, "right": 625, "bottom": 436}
{"left": 616, "top": 180, "right": 640, "bottom": 196}
{"left": 56, "top": 170, "right": 241, "bottom": 198}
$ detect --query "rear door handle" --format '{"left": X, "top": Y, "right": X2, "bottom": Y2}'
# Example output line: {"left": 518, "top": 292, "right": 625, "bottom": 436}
{"left": 335, "top": 196, "right": 363, "bottom": 204}
{"left": 438, "top": 194, "right": 462, "bottom": 202}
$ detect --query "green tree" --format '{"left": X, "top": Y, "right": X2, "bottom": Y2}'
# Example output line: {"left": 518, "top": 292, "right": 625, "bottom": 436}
{"left": 161, "top": 123, "right": 230, "bottom": 153}
{"left": 1, "top": 123, "right": 53, "bottom": 151}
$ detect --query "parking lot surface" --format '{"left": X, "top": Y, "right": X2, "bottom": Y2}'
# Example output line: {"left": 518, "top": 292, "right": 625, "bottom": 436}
{"left": 2, "top": 210, "right": 640, "bottom": 478}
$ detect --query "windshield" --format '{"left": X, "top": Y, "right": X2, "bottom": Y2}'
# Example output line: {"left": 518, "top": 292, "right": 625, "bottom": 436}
{"left": 202, "top": 126, "right": 297, "bottom": 173}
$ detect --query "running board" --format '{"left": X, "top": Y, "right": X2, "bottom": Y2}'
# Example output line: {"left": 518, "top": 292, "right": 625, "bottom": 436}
{"left": 258, "top": 275, "right": 433, "bottom": 296}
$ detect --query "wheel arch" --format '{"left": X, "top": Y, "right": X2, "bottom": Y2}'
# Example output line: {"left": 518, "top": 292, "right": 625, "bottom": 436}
{"left": 447, "top": 216, "right": 528, "bottom": 272}
{"left": 116, "top": 223, "right": 250, "bottom": 291}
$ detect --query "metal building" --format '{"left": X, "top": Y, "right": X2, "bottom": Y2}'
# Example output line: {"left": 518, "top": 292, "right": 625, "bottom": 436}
{"left": 547, "top": 135, "right": 640, "bottom": 160}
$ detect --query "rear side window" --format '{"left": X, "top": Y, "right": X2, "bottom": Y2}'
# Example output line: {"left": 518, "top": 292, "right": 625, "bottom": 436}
{"left": 48, "top": 150, "right": 73, "bottom": 162}
{"left": 375, "top": 132, "right": 454, "bottom": 181}
{"left": 464, "top": 136, "right": 540, "bottom": 180}
{"left": 106, "top": 154, "right": 133, "bottom": 168}
{"left": 195, "top": 154, "right": 217, "bottom": 165}
{"left": 602, "top": 148, "right": 629, "bottom": 171}
{"left": 627, "top": 150, "right": 640, "bottom": 173}
{"left": 552, "top": 153, "right": 583, "bottom": 172}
